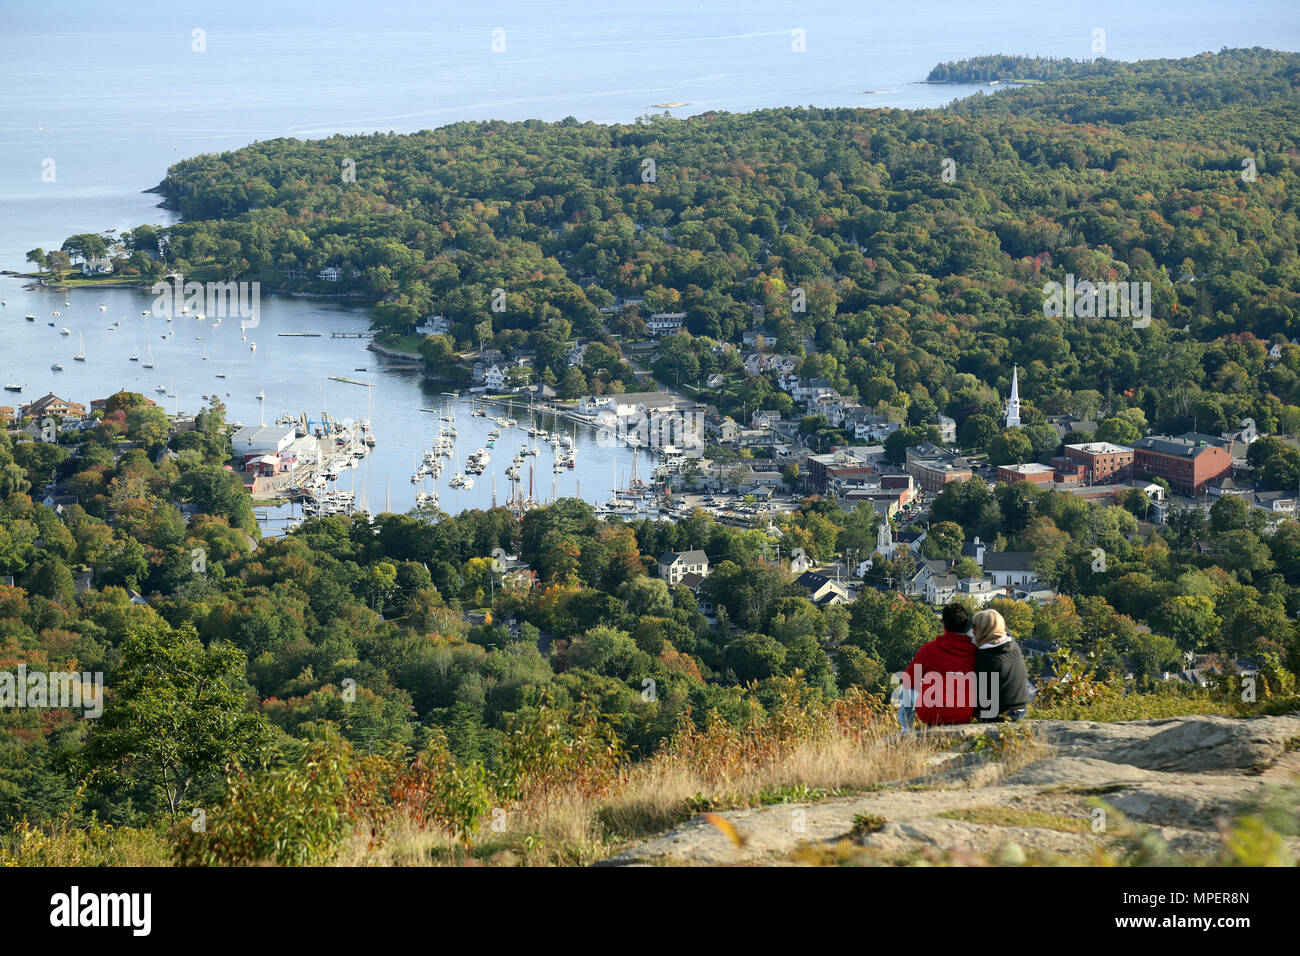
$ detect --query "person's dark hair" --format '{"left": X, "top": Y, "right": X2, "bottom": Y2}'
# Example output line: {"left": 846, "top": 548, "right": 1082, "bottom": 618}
{"left": 942, "top": 603, "right": 970, "bottom": 633}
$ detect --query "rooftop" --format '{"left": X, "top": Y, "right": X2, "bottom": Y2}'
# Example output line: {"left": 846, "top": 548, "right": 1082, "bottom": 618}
{"left": 1065, "top": 441, "right": 1133, "bottom": 455}
{"left": 1133, "top": 432, "right": 1231, "bottom": 457}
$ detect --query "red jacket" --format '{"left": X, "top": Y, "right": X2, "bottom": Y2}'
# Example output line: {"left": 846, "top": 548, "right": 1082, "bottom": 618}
{"left": 901, "top": 631, "right": 977, "bottom": 725}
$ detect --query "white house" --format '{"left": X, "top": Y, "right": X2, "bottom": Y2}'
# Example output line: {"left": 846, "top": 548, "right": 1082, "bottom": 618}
{"left": 81, "top": 258, "right": 114, "bottom": 276}
{"left": 418, "top": 315, "right": 452, "bottom": 336}
{"left": 483, "top": 365, "right": 508, "bottom": 390}
{"left": 659, "top": 549, "right": 709, "bottom": 585}
{"left": 317, "top": 266, "right": 342, "bottom": 282}
{"left": 956, "top": 576, "right": 1000, "bottom": 605}
{"left": 579, "top": 395, "right": 617, "bottom": 416}
{"left": 853, "top": 415, "right": 901, "bottom": 443}
{"left": 983, "top": 551, "right": 1039, "bottom": 588}
{"left": 791, "top": 378, "right": 835, "bottom": 403}
{"left": 925, "top": 572, "right": 959, "bottom": 606}
{"left": 647, "top": 312, "right": 686, "bottom": 336}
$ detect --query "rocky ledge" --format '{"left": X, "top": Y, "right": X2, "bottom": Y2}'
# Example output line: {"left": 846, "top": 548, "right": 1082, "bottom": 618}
{"left": 597, "top": 714, "right": 1300, "bottom": 866}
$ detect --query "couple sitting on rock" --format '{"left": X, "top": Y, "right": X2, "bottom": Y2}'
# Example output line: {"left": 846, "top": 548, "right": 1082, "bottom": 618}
{"left": 896, "top": 603, "right": 1031, "bottom": 730}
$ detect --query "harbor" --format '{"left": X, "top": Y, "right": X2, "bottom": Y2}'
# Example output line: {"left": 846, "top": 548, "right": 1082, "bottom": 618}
{"left": 252, "top": 392, "right": 679, "bottom": 528}
{"left": 0, "top": 280, "right": 659, "bottom": 533}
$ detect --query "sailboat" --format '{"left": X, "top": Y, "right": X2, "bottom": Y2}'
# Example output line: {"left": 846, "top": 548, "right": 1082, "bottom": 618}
{"left": 142, "top": 344, "right": 154, "bottom": 369}
{"left": 201, "top": 343, "right": 208, "bottom": 361}
{"left": 73, "top": 332, "right": 86, "bottom": 362}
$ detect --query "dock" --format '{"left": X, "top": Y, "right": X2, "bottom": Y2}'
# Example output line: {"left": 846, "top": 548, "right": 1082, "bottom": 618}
{"left": 328, "top": 376, "right": 373, "bottom": 387}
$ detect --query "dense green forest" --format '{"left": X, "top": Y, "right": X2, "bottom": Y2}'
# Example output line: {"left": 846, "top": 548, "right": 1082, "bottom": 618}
{"left": 9, "top": 49, "right": 1300, "bottom": 861}
{"left": 927, "top": 53, "right": 1117, "bottom": 83}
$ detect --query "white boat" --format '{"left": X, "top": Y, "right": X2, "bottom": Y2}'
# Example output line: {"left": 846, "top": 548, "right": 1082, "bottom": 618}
{"left": 142, "top": 345, "right": 154, "bottom": 369}
{"left": 73, "top": 333, "right": 86, "bottom": 362}
{"left": 50, "top": 363, "right": 63, "bottom": 371}
{"left": 60, "top": 327, "right": 70, "bottom": 335}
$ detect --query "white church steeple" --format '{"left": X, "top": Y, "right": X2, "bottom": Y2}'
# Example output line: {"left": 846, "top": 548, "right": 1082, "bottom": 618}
{"left": 1006, "top": 365, "right": 1022, "bottom": 428}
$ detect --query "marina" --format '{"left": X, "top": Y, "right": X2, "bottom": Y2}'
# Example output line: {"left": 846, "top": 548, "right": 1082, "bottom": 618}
{"left": 0, "top": 280, "right": 659, "bottom": 533}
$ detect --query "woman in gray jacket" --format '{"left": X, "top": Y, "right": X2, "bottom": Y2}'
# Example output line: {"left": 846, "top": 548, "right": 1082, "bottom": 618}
{"left": 971, "top": 609, "right": 1031, "bottom": 722}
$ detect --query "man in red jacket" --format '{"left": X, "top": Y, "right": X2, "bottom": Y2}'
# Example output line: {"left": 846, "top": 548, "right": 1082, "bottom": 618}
{"left": 897, "top": 603, "right": 978, "bottom": 728}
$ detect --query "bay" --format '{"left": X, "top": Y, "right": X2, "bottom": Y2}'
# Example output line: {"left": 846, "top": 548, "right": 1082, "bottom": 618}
{"left": 0, "top": 278, "right": 659, "bottom": 528}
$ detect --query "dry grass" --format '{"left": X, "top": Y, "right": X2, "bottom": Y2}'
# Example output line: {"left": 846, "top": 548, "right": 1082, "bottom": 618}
{"left": 333, "top": 686, "right": 943, "bottom": 866}
{"left": 597, "top": 727, "right": 935, "bottom": 844}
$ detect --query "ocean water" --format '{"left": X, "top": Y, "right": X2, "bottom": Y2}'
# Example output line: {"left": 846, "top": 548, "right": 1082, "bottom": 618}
{"left": 2, "top": 0, "right": 1297, "bottom": 269}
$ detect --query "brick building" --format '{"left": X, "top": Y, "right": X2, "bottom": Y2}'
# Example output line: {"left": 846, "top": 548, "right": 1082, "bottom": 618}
{"left": 1061, "top": 441, "right": 1134, "bottom": 484}
{"left": 995, "top": 462, "right": 1056, "bottom": 485}
{"left": 1131, "top": 433, "right": 1231, "bottom": 496}
{"left": 906, "top": 442, "right": 974, "bottom": 495}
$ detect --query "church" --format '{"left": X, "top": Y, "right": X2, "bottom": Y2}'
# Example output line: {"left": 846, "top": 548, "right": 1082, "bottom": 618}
{"left": 1006, "top": 365, "right": 1021, "bottom": 428}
